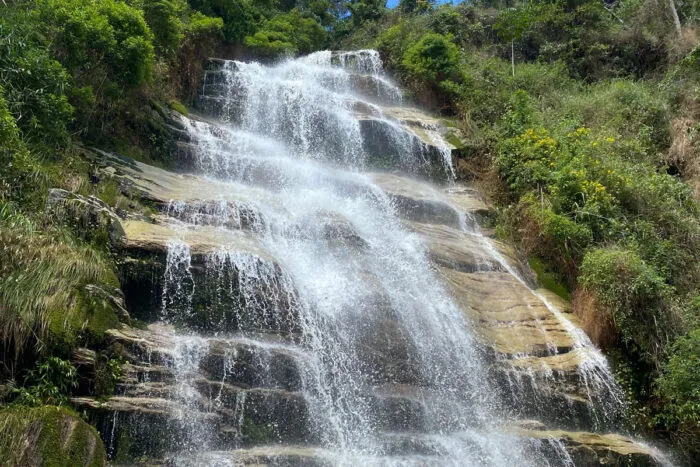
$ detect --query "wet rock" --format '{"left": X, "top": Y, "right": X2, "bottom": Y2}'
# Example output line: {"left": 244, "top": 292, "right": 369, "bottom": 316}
{"left": 409, "top": 222, "right": 504, "bottom": 273}
{"left": 442, "top": 269, "right": 575, "bottom": 356}
{"left": 73, "top": 396, "right": 222, "bottom": 461}
{"left": 370, "top": 173, "right": 463, "bottom": 228}
{"left": 173, "top": 446, "right": 332, "bottom": 467}
{"left": 348, "top": 74, "right": 403, "bottom": 105}
{"left": 513, "top": 426, "right": 666, "bottom": 467}
{"left": 200, "top": 342, "right": 303, "bottom": 392}
{"left": 72, "top": 347, "right": 98, "bottom": 395}
{"left": 84, "top": 284, "right": 130, "bottom": 323}
{"left": 358, "top": 119, "right": 449, "bottom": 179}
{"left": 369, "top": 393, "right": 427, "bottom": 432}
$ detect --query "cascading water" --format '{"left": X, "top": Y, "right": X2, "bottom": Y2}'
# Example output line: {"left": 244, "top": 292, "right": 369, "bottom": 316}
{"left": 104, "top": 50, "right": 664, "bottom": 466}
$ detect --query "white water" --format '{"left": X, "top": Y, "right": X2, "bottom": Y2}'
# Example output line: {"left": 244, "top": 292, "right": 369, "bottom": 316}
{"left": 147, "top": 51, "right": 634, "bottom": 466}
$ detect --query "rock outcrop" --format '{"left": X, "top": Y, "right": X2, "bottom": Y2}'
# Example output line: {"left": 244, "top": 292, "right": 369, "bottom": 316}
{"left": 45, "top": 188, "right": 125, "bottom": 246}
{"left": 61, "top": 50, "right": 667, "bottom": 465}
{"left": 0, "top": 406, "right": 106, "bottom": 467}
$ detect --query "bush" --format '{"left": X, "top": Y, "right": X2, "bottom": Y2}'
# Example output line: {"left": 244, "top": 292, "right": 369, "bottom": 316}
{"left": 579, "top": 248, "right": 679, "bottom": 365}
{"left": 143, "top": 0, "right": 185, "bottom": 55}
{"left": 402, "top": 32, "right": 460, "bottom": 83}
{"left": 244, "top": 8, "right": 327, "bottom": 57}
{"left": 36, "top": 0, "right": 155, "bottom": 90}
{"left": 188, "top": 0, "right": 258, "bottom": 43}
{"left": 0, "top": 16, "right": 73, "bottom": 145}
{"left": 13, "top": 357, "right": 78, "bottom": 406}
{"left": 656, "top": 329, "right": 700, "bottom": 455}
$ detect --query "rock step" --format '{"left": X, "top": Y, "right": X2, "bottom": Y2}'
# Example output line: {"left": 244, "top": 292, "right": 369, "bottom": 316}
{"left": 202, "top": 68, "right": 401, "bottom": 105}
{"left": 191, "top": 95, "right": 451, "bottom": 179}
{"left": 171, "top": 446, "right": 331, "bottom": 467}
{"left": 108, "top": 326, "right": 306, "bottom": 392}
{"left": 101, "top": 151, "right": 476, "bottom": 241}
{"left": 75, "top": 387, "right": 314, "bottom": 461}
{"left": 510, "top": 424, "right": 667, "bottom": 467}
{"left": 153, "top": 426, "right": 666, "bottom": 467}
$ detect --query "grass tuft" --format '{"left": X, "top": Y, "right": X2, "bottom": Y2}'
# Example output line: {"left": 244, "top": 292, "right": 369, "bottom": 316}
{"left": 0, "top": 201, "right": 118, "bottom": 362}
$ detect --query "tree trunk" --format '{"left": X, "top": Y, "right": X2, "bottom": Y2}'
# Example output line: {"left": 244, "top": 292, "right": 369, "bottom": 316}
{"left": 669, "top": 0, "right": 682, "bottom": 37}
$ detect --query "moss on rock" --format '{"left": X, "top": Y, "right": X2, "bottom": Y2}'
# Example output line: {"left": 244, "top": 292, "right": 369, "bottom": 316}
{"left": 0, "top": 406, "right": 106, "bottom": 466}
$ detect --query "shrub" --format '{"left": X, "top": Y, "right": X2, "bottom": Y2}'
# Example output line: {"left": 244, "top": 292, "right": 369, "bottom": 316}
{"left": 402, "top": 32, "right": 460, "bottom": 83}
{"left": 187, "top": 0, "right": 258, "bottom": 43}
{"left": 36, "top": 0, "right": 156, "bottom": 90}
{"left": 655, "top": 329, "right": 700, "bottom": 455}
{"left": 579, "top": 248, "right": 680, "bottom": 365}
{"left": 0, "top": 17, "right": 73, "bottom": 145}
{"left": 14, "top": 357, "right": 78, "bottom": 406}
{"left": 244, "top": 9, "right": 327, "bottom": 57}
{"left": 143, "top": 0, "right": 185, "bottom": 55}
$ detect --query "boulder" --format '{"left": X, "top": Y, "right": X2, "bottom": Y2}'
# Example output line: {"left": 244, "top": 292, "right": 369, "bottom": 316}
{"left": 0, "top": 406, "right": 106, "bottom": 467}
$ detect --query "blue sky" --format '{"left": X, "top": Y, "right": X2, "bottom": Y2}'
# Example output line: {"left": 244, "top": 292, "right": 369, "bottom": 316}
{"left": 386, "top": 0, "right": 461, "bottom": 7}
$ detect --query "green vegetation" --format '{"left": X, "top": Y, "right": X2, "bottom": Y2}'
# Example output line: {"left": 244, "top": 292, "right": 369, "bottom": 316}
{"left": 0, "top": 201, "right": 119, "bottom": 362}
{"left": 13, "top": 357, "right": 78, "bottom": 407}
{"left": 0, "top": 406, "right": 106, "bottom": 466}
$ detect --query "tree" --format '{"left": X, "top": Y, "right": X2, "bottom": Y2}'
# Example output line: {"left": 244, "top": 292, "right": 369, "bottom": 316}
{"left": 244, "top": 8, "right": 327, "bottom": 56}
{"left": 402, "top": 32, "right": 460, "bottom": 82}
{"left": 187, "top": 0, "right": 258, "bottom": 42}
{"left": 143, "top": 0, "right": 185, "bottom": 55}
{"left": 399, "top": 0, "right": 435, "bottom": 14}
{"left": 347, "top": 0, "right": 385, "bottom": 26}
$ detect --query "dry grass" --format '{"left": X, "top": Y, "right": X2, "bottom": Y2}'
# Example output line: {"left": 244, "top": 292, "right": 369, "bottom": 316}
{"left": 669, "top": 27, "right": 699, "bottom": 62}
{"left": 572, "top": 287, "right": 619, "bottom": 350}
{"left": 665, "top": 117, "right": 700, "bottom": 199}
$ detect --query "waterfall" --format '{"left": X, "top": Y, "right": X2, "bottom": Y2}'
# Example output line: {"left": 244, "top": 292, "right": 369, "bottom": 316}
{"left": 99, "top": 50, "right": 660, "bottom": 466}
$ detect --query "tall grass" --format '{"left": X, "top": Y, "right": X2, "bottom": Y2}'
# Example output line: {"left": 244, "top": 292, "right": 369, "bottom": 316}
{"left": 0, "top": 201, "right": 117, "bottom": 363}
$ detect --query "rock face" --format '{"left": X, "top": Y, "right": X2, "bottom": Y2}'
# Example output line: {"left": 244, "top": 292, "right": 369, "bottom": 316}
{"left": 195, "top": 57, "right": 456, "bottom": 180}
{"left": 45, "top": 188, "right": 125, "bottom": 246}
{"left": 68, "top": 51, "right": 667, "bottom": 466}
{"left": 511, "top": 423, "right": 665, "bottom": 467}
{"left": 79, "top": 150, "right": 666, "bottom": 465}
{"left": 73, "top": 324, "right": 314, "bottom": 461}
{"left": 0, "top": 407, "right": 106, "bottom": 467}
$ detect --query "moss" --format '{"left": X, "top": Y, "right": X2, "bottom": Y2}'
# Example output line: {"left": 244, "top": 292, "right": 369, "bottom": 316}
{"left": 112, "top": 429, "right": 133, "bottom": 464}
{"left": 0, "top": 406, "right": 106, "bottom": 467}
{"left": 46, "top": 288, "right": 120, "bottom": 352}
{"left": 445, "top": 131, "right": 465, "bottom": 149}
{"left": 441, "top": 118, "right": 458, "bottom": 128}
{"left": 94, "top": 354, "right": 122, "bottom": 397}
{"left": 242, "top": 417, "right": 275, "bottom": 444}
{"left": 95, "top": 179, "right": 121, "bottom": 208}
{"left": 530, "top": 257, "right": 571, "bottom": 300}
{"left": 168, "top": 99, "right": 189, "bottom": 116}
{"left": 130, "top": 318, "right": 149, "bottom": 330}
